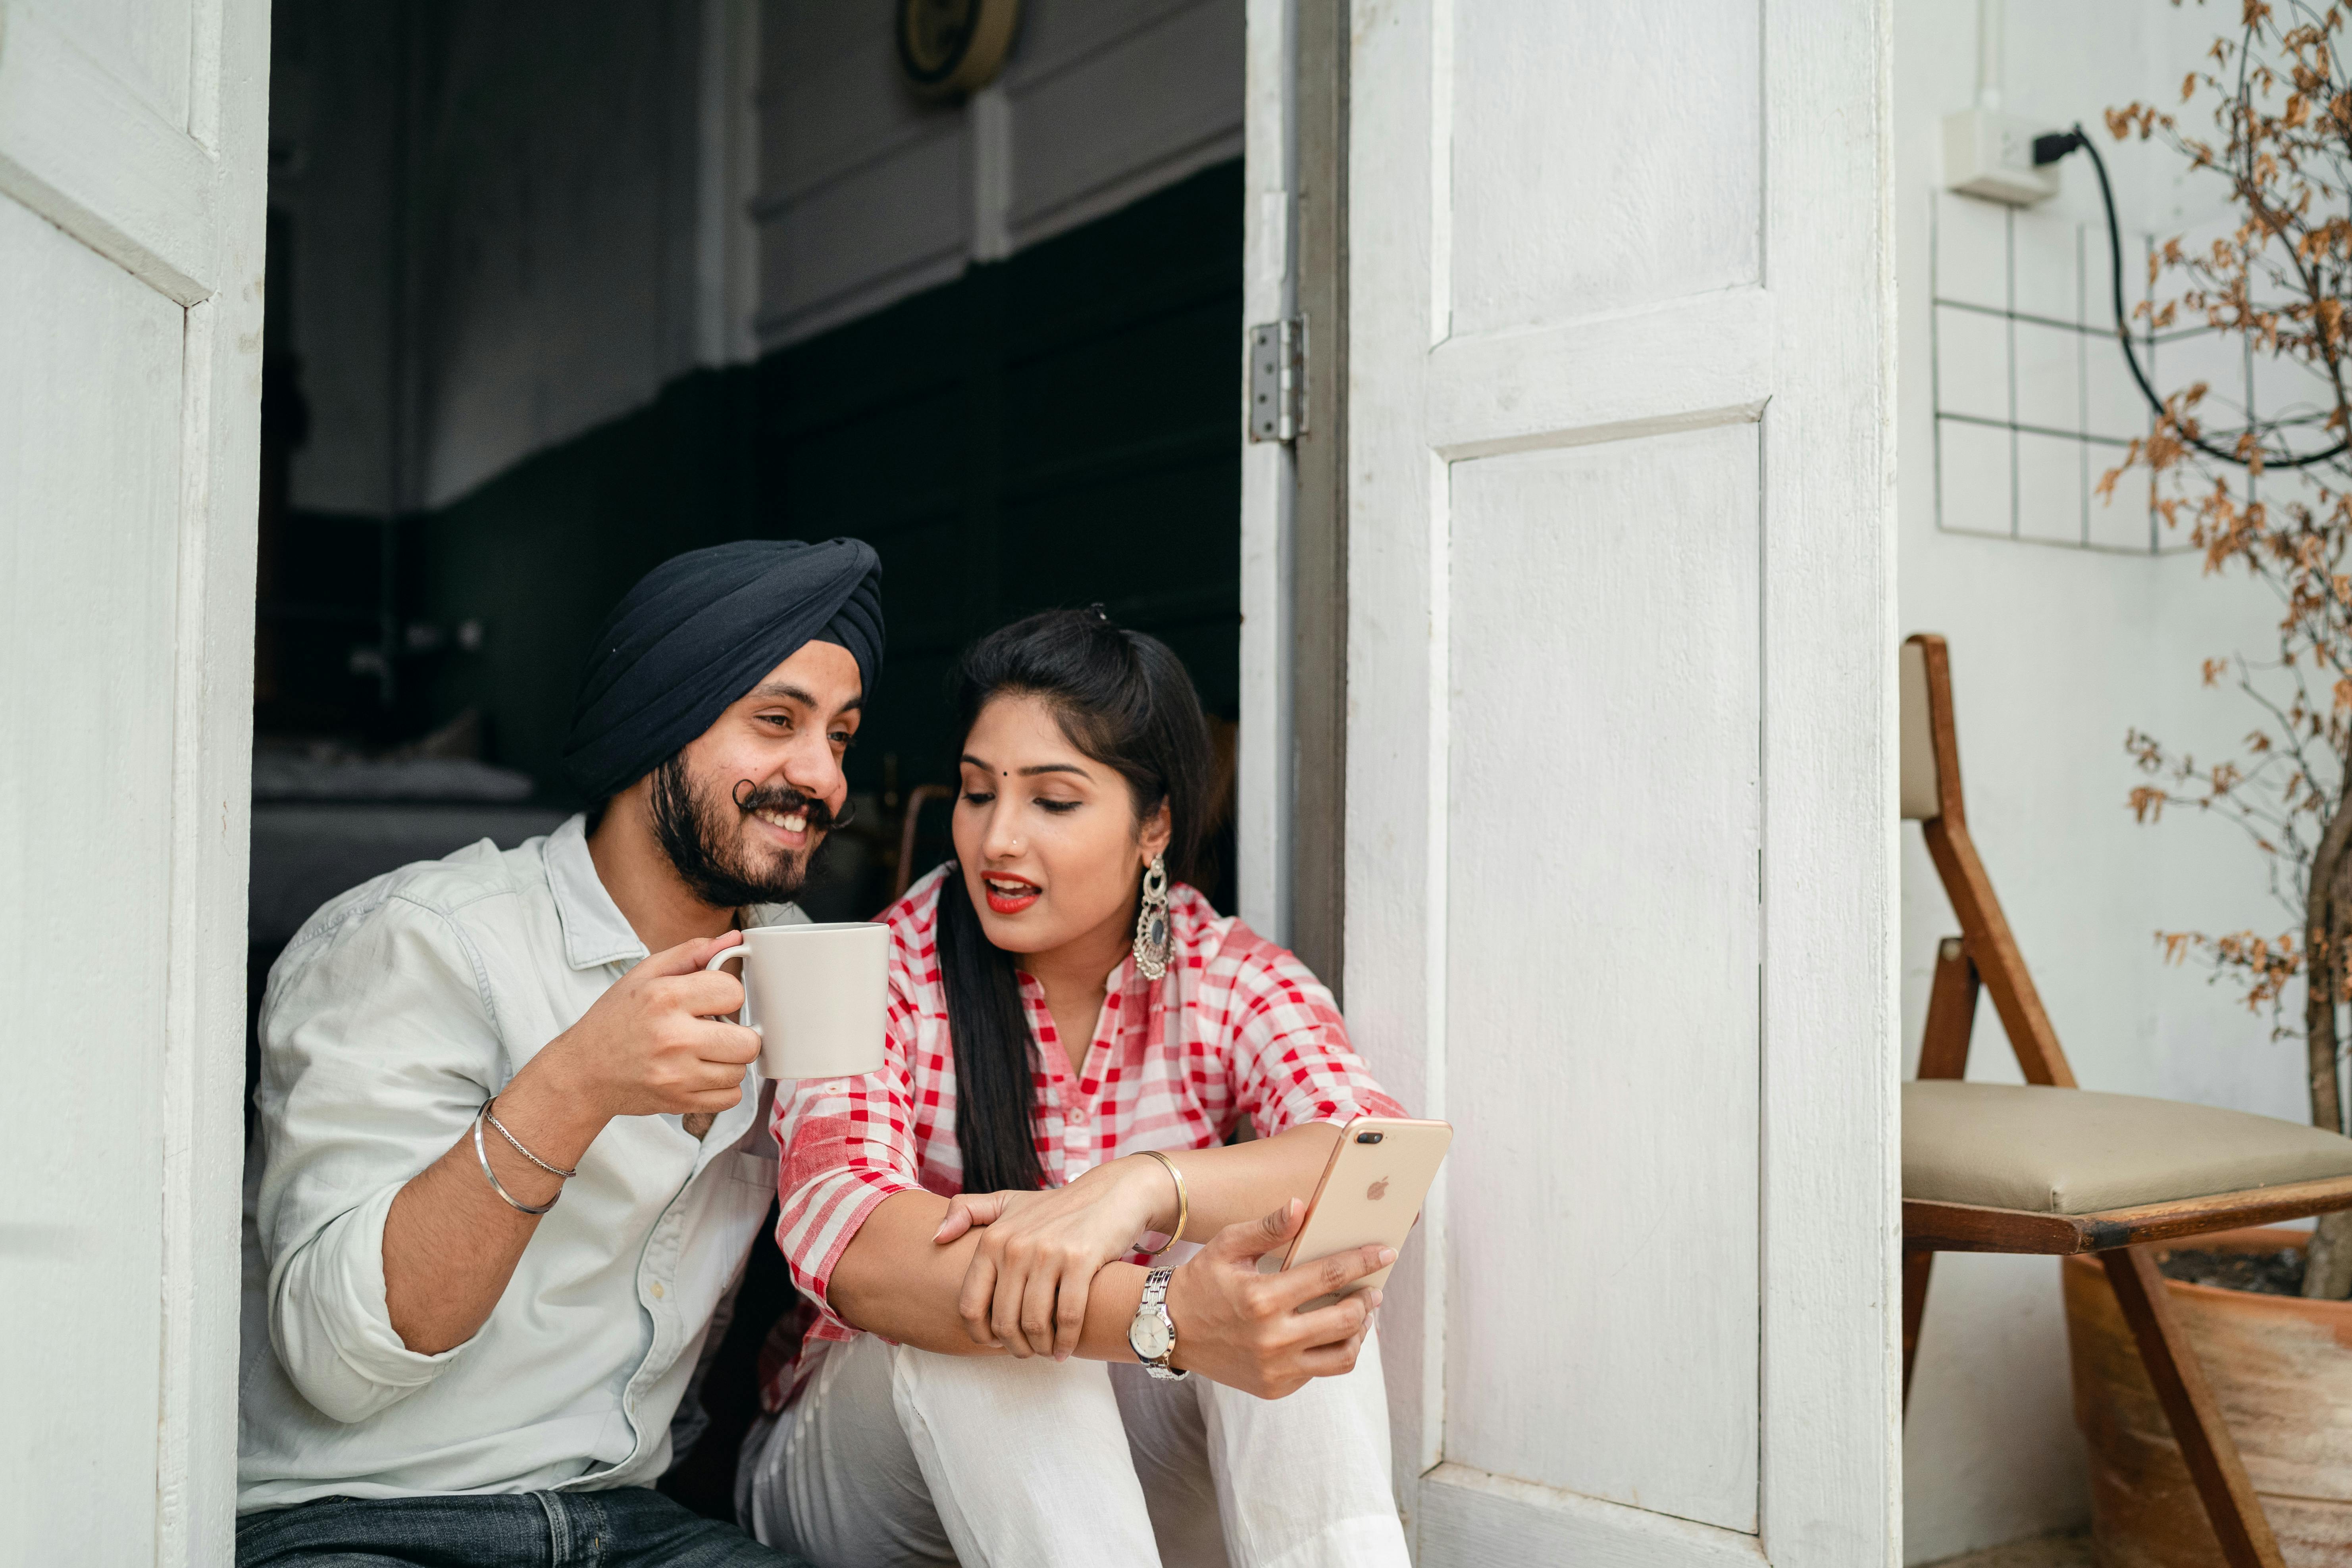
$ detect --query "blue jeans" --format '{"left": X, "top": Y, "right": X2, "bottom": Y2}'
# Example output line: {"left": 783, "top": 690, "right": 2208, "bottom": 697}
{"left": 235, "top": 1489, "right": 808, "bottom": 1568}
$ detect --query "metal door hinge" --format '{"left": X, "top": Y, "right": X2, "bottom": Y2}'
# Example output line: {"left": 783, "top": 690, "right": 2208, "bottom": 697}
{"left": 1247, "top": 318, "right": 1306, "bottom": 443}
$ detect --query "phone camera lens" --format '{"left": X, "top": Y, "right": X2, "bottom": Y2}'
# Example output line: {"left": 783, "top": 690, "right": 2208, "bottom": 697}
{"left": 1356, "top": 1131, "right": 1384, "bottom": 1144}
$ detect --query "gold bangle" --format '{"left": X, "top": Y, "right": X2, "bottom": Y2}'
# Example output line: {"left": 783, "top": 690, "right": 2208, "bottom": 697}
{"left": 1139, "top": 1149, "right": 1188, "bottom": 1255}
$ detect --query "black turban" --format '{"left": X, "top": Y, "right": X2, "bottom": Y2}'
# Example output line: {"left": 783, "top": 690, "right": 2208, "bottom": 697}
{"left": 562, "top": 538, "right": 884, "bottom": 800}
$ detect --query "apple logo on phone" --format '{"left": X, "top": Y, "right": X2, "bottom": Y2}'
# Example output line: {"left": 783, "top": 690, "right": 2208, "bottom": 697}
{"left": 1367, "top": 1176, "right": 1389, "bottom": 1201}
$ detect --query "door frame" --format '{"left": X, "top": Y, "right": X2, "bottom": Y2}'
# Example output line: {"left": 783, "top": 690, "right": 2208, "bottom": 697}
{"left": 1238, "top": 0, "right": 1348, "bottom": 992}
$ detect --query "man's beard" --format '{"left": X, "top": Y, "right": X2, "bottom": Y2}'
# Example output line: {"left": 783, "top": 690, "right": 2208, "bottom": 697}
{"left": 648, "top": 754, "right": 834, "bottom": 909}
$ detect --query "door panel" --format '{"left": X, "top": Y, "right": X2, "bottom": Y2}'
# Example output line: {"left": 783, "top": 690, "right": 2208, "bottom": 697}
{"left": 0, "top": 193, "right": 187, "bottom": 1566}
{"left": 1342, "top": 0, "right": 1894, "bottom": 1561}
{"left": 0, "top": 0, "right": 268, "bottom": 1559}
{"left": 1447, "top": 0, "right": 1761, "bottom": 335}
{"left": 23, "top": 0, "right": 197, "bottom": 131}
{"left": 0, "top": 2, "right": 217, "bottom": 300}
{"left": 1443, "top": 425, "right": 1762, "bottom": 1530}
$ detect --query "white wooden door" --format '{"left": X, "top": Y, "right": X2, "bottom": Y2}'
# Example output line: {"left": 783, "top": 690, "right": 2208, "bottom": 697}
{"left": 1342, "top": 2, "right": 1899, "bottom": 1562}
{"left": 0, "top": 0, "right": 268, "bottom": 1560}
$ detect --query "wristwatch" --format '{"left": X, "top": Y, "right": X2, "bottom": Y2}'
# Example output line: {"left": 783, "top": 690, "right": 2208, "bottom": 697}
{"left": 1128, "top": 1266, "right": 1188, "bottom": 1380}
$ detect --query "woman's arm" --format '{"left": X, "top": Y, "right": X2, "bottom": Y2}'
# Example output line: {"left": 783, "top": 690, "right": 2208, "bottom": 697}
{"left": 828, "top": 1187, "right": 1146, "bottom": 1356}
{"left": 937, "top": 1121, "right": 1340, "bottom": 1246}
{"left": 924, "top": 1122, "right": 1341, "bottom": 1359}
{"left": 830, "top": 1188, "right": 1396, "bottom": 1399}
{"left": 1144, "top": 1120, "right": 1344, "bottom": 1243}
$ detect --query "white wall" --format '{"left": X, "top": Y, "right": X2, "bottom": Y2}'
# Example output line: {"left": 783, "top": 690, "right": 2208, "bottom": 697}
{"left": 271, "top": 0, "right": 756, "bottom": 515}
{"left": 274, "top": 0, "right": 1242, "bottom": 514}
{"left": 407, "top": 2, "right": 718, "bottom": 508}
{"left": 753, "top": 0, "right": 1241, "bottom": 347}
{"left": 1894, "top": 2, "right": 2306, "bottom": 1558}
{"left": 269, "top": 1, "right": 405, "bottom": 516}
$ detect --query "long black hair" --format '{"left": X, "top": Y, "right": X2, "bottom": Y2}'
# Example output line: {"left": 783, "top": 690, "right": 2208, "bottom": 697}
{"left": 933, "top": 608, "right": 1211, "bottom": 1193}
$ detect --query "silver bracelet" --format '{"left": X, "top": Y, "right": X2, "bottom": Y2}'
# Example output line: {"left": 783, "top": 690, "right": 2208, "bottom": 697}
{"left": 483, "top": 1096, "right": 579, "bottom": 1179}
{"left": 474, "top": 1102, "right": 558, "bottom": 1216}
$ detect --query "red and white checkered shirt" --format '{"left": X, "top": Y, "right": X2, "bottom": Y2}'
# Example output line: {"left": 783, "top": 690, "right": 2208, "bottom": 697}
{"left": 766, "top": 864, "right": 1403, "bottom": 1381}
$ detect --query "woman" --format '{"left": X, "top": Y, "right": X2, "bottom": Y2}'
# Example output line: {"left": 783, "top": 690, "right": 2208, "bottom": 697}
{"left": 740, "top": 609, "right": 1414, "bottom": 1568}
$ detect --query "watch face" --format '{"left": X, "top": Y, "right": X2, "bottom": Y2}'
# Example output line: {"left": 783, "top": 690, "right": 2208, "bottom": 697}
{"left": 1130, "top": 1309, "right": 1173, "bottom": 1362}
{"left": 898, "top": 0, "right": 980, "bottom": 85}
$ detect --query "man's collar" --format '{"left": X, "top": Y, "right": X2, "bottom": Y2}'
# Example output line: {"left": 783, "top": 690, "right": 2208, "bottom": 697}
{"left": 547, "top": 814, "right": 811, "bottom": 971}
{"left": 745, "top": 900, "right": 804, "bottom": 929}
{"left": 546, "top": 815, "right": 649, "bottom": 970}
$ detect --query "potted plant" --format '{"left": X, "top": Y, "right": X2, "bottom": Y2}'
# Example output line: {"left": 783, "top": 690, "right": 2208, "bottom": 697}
{"left": 2081, "top": 6, "right": 2352, "bottom": 1559}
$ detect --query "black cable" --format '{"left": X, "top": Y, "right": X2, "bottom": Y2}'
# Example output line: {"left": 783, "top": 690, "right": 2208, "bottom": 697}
{"left": 2034, "top": 121, "right": 2348, "bottom": 471}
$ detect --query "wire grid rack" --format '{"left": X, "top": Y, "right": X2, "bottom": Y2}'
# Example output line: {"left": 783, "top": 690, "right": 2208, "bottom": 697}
{"left": 1926, "top": 186, "right": 2299, "bottom": 556}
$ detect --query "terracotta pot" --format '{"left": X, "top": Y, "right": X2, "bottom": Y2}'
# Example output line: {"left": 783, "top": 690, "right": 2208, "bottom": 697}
{"left": 2062, "top": 1227, "right": 2352, "bottom": 1566}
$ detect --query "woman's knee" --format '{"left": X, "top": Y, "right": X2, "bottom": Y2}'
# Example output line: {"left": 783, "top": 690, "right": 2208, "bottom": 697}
{"left": 748, "top": 1336, "right": 953, "bottom": 1564}
{"left": 887, "top": 1341, "right": 1120, "bottom": 1424}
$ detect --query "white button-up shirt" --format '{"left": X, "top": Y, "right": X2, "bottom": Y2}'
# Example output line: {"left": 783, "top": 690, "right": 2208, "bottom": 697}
{"left": 237, "top": 815, "right": 794, "bottom": 1513}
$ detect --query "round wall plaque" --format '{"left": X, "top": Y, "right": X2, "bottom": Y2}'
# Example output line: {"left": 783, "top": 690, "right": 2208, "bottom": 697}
{"left": 897, "top": 0, "right": 1021, "bottom": 100}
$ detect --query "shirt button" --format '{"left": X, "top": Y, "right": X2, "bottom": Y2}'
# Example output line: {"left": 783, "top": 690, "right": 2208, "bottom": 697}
{"left": 650, "top": 1281, "right": 666, "bottom": 1299}
{"left": 1068, "top": 1107, "right": 1088, "bottom": 1124}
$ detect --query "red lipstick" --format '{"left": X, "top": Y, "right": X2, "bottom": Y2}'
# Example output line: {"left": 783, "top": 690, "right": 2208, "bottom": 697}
{"left": 982, "top": 874, "right": 1040, "bottom": 915}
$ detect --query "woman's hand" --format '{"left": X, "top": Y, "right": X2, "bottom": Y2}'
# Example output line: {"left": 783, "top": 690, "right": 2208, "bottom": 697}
{"left": 1161, "top": 1199, "right": 1391, "bottom": 1399}
{"left": 937, "top": 1154, "right": 1181, "bottom": 1359}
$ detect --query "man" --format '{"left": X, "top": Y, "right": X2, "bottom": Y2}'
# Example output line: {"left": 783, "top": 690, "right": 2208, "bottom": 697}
{"left": 237, "top": 538, "right": 882, "bottom": 1568}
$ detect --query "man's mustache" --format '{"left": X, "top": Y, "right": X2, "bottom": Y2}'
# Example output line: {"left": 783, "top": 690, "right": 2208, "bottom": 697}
{"left": 730, "top": 779, "right": 845, "bottom": 833}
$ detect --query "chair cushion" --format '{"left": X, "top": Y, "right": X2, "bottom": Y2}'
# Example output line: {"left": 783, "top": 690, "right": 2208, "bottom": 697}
{"left": 1904, "top": 1081, "right": 2352, "bottom": 1214}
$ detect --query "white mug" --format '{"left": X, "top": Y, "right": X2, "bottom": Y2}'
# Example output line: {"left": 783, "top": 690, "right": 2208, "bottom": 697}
{"left": 705, "top": 922, "right": 889, "bottom": 1080}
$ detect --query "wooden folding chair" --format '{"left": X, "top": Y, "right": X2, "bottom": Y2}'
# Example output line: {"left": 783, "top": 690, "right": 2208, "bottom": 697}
{"left": 1900, "top": 632, "right": 2352, "bottom": 1568}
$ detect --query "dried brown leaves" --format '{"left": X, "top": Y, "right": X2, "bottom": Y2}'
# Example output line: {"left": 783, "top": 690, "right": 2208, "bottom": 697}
{"left": 2102, "top": 10, "right": 2352, "bottom": 1047}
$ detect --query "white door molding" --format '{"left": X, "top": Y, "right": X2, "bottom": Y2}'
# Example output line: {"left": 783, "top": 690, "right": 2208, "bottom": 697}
{"left": 0, "top": 0, "right": 270, "bottom": 1558}
{"left": 1237, "top": 0, "right": 1298, "bottom": 946}
{"left": 1238, "top": 0, "right": 1348, "bottom": 990}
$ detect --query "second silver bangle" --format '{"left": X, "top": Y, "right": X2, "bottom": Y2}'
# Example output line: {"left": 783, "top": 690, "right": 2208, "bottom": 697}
{"left": 474, "top": 1102, "right": 559, "bottom": 1216}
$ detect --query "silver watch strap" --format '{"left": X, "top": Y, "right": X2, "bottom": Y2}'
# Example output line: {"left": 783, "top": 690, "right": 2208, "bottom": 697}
{"left": 1139, "top": 1266, "right": 1187, "bottom": 1379}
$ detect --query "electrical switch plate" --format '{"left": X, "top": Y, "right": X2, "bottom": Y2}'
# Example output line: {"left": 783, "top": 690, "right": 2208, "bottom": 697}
{"left": 1942, "top": 109, "right": 2061, "bottom": 206}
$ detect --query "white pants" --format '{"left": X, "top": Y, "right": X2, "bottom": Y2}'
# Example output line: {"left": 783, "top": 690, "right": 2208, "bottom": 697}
{"left": 736, "top": 1329, "right": 1410, "bottom": 1568}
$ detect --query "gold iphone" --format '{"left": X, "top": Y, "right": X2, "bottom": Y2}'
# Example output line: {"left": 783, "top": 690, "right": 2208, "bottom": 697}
{"left": 1258, "top": 1116, "right": 1453, "bottom": 1304}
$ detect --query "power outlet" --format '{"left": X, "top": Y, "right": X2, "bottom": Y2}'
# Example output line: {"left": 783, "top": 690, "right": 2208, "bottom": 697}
{"left": 1942, "top": 108, "right": 2061, "bottom": 206}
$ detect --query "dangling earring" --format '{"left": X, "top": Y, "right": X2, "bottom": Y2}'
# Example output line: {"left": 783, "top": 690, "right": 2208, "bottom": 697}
{"left": 1132, "top": 852, "right": 1172, "bottom": 981}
